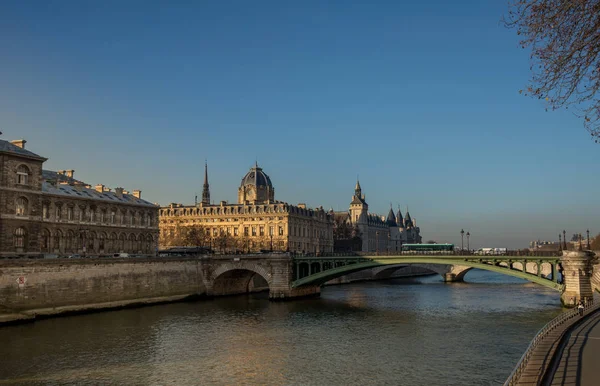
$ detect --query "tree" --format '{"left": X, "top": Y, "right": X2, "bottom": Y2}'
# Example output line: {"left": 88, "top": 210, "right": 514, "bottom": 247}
{"left": 591, "top": 233, "right": 600, "bottom": 250}
{"left": 504, "top": 0, "right": 600, "bottom": 141}
{"left": 183, "top": 226, "right": 207, "bottom": 247}
{"left": 333, "top": 217, "right": 354, "bottom": 240}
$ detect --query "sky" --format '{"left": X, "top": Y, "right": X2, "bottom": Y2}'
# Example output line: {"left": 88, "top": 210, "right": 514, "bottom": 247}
{"left": 1, "top": 0, "right": 598, "bottom": 249}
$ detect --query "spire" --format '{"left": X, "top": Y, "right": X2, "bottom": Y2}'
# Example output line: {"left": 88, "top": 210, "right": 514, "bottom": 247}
{"left": 201, "top": 160, "right": 210, "bottom": 205}
{"left": 404, "top": 206, "right": 413, "bottom": 228}
{"left": 355, "top": 177, "right": 362, "bottom": 196}
{"left": 396, "top": 205, "right": 404, "bottom": 228}
{"left": 386, "top": 205, "right": 397, "bottom": 227}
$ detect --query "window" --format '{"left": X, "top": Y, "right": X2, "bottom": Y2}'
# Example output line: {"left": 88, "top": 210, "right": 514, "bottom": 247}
{"left": 90, "top": 210, "right": 95, "bottom": 223}
{"left": 16, "top": 197, "right": 28, "bottom": 216}
{"left": 101, "top": 209, "right": 107, "bottom": 223}
{"left": 244, "top": 227, "right": 249, "bottom": 236}
{"left": 16, "top": 165, "right": 29, "bottom": 185}
{"left": 269, "top": 226, "right": 274, "bottom": 236}
{"left": 79, "top": 207, "right": 85, "bottom": 222}
{"left": 42, "top": 203, "right": 50, "bottom": 219}
{"left": 67, "top": 207, "right": 74, "bottom": 220}
{"left": 56, "top": 206, "right": 62, "bottom": 220}
{"left": 259, "top": 226, "right": 265, "bottom": 236}
{"left": 111, "top": 211, "right": 116, "bottom": 224}
{"left": 14, "top": 227, "right": 26, "bottom": 248}
{"left": 252, "top": 226, "right": 257, "bottom": 236}
{"left": 234, "top": 228, "right": 238, "bottom": 236}
{"left": 279, "top": 226, "right": 284, "bottom": 236}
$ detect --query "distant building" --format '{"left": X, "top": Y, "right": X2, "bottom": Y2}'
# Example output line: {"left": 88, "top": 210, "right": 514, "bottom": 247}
{"left": 530, "top": 240, "right": 561, "bottom": 251}
{"left": 159, "top": 163, "right": 334, "bottom": 254}
{"left": 332, "top": 180, "right": 422, "bottom": 252}
{"left": 0, "top": 137, "right": 159, "bottom": 257}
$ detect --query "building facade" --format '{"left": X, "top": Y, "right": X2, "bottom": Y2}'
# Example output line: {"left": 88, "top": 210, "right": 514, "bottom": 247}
{"left": 0, "top": 138, "right": 159, "bottom": 258}
{"left": 333, "top": 180, "right": 422, "bottom": 252}
{"left": 159, "top": 163, "right": 334, "bottom": 254}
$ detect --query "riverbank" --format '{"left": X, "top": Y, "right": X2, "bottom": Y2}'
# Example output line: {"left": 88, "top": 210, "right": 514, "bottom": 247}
{"left": 0, "top": 258, "right": 437, "bottom": 326}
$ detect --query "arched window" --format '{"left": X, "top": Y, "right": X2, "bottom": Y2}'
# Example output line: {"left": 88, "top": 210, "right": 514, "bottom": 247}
{"left": 66, "top": 230, "right": 75, "bottom": 251}
{"left": 16, "top": 165, "right": 29, "bottom": 185}
{"left": 14, "top": 227, "right": 26, "bottom": 249}
{"left": 99, "top": 233, "right": 106, "bottom": 251}
{"left": 16, "top": 197, "right": 28, "bottom": 216}
{"left": 41, "top": 229, "right": 50, "bottom": 252}
{"left": 67, "top": 206, "right": 74, "bottom": 221}
{"left": 54, "top": 230, "right": 62, "bottom": 252}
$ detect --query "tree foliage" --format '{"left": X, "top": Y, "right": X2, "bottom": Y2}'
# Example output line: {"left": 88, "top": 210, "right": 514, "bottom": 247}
{"left": 504, "top": 0, "right": 600, "bottom": 141}
{"left": 591, "top": 233, "right": 600, "bottom": 249}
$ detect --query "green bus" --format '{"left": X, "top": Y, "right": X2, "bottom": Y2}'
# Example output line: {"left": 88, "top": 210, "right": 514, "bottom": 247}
{"left": 401, "top": 243, "right": 454, "bottom": 252}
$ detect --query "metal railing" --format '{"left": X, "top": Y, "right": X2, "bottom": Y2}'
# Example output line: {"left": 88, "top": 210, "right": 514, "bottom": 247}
{"left": 503, "top": 300, "right": 599, "bottom": 386}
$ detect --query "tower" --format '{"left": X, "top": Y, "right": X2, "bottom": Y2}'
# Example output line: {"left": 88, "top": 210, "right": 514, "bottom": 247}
{"left": 201, "top": 161, "right": 210, "bottom": 205}
{"left": 349, "top": 178, "right": 368, "bottom": 224}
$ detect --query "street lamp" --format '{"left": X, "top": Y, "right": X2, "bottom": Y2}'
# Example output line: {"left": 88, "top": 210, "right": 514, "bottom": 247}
{"left": 376, "top": 231, "right": 379, "bottom": 254}
{"left": 460, "top": 229, "right": 464, "bottom": 251}
{"left": 559, "top": 234, "right": 562, "bottom": 251}
{"left": 587, "top": 229, "right": 591, "bottom": 250}
{"left": 466, "top": 232, "right": 470, "bottom": 252}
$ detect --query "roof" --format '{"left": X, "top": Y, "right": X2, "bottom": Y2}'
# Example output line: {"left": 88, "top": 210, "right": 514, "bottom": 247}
{"left": 42, "top": 180, "right": 156, "bottom": 208}
{"left": 240, "top": 164, "right": 273, "bottom": 188}
{"left": 0, "top": 139, "right": 47, "bottom": 161}
{"left": 386, "top": 207, "right": 397, "bottom": 226}
{"left": 42, "top": 170, "right": 85, "bottom": 185}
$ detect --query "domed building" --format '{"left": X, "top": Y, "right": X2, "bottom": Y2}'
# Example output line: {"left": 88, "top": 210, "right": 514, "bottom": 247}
{"left": 238, "top": 162, "right": 275, "bottom": 204}
{"left": 159, "top": 163, "right": 334, "bottom": 254}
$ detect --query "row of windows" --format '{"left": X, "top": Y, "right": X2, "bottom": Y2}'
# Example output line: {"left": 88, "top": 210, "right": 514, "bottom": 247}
{"left": 162, "top": 205, "right": 329, "bottom": 218}
{"left": 15, "top": 197, "right": 155, "bottom": 226}
{"left": 14, "top": 227, "right": 155, "bottom": 254}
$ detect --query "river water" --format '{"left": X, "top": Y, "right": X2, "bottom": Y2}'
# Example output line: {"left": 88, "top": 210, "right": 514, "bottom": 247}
{"left": 0, "top": 270, "right": 562, "bottom": 386}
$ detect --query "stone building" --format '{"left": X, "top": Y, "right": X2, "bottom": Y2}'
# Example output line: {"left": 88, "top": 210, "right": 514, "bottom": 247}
{"left": 159, "top": 163, "right": 334, "bottom": 254}
{"left": 0, "top": 137, "right": 159, "bottom": 258}
{"left": 333, "top": 180, "right": 422, "bottom": 252}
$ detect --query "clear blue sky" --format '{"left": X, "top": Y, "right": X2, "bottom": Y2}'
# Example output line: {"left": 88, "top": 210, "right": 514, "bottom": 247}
{"left": 1, "top": 0, "right": 598, "bottom": 248}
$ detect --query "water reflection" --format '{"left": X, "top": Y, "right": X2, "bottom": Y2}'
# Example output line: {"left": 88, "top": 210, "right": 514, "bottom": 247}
{"left": 0, "top": 270, "right": 562, "bottom": 385}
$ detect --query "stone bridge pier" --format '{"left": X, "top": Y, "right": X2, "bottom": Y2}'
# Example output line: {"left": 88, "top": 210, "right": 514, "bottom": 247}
{"left": 202, "top": 255, "right": 320, "bottom": 300}
{"left": 560, "top": 250, "right": 597, "bottom": 307}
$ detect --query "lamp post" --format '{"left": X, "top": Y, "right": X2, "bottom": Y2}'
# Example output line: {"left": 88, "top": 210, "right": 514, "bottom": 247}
{"left": 466, "top": 232, "right": 470, "bottom": 253}
{"left": 376, "top": 231, "right": 379, "bottom": 255}
{"left": 587, "top": 229, "right": 591, "bottom": 250}
{"left": 563, "top": 230, "right": 567, "bottom": 250}
{"left": 559, "top": 234, "right": 562, "bottom": 251}
{"left": 460, "top": 229, "right": 464, "bottom": 251}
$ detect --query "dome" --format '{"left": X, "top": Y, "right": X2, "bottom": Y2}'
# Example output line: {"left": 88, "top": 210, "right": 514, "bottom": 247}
{"left": 240, "top": 164, "right": 273, "bottom": 188}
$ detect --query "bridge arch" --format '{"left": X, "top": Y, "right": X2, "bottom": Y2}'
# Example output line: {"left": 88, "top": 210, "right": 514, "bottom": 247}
{"left": 210, "top": 262, "right": 272, "bottom": 296}
{"left": 292, "top": 256, "right": 563, "bottom": 291}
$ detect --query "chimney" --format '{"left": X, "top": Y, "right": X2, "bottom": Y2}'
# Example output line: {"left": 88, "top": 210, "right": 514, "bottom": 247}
{"left": 95, "top": 184, "right": 105, "bottom": 193}
{"left": 133, "top": 190, "right": 141, "bottom": 199}
{"left": 123, "top": 190, "right": 129, "bottom": 195}
{"left": 65, "top": 170, "right": 74, "bottom": 179}
{"left": 115, "top": 187, "right": 124, "bottom": 197}
{"left": 10, "top": 139, "right": 26, "bottom": 149}
{"left": 73, "top": 182, "right": 84, "bottom": 191}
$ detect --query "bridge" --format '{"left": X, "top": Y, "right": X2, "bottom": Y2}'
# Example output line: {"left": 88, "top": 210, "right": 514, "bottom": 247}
{"left": 290, "top": 250, "right": 598, "bottom": 306}
{"left": 0, "top": 250, "right": 597, "bottom": 325}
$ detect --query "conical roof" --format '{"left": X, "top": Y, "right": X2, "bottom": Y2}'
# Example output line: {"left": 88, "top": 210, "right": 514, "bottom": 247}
{"left": 386, "top": 207, "right": 397, "bottom": 227}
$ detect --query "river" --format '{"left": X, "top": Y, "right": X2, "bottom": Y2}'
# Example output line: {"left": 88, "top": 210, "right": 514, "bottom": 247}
{"left": 0, "top": 270, "right": 562, "bottom": 385}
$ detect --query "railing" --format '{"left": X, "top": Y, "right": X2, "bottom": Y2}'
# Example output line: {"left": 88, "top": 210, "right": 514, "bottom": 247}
{"left": 290, "top": 250, "right": 562, "bottom": 258}
{"left": 503, "top": 300, "right": 600, "bottom": 386}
